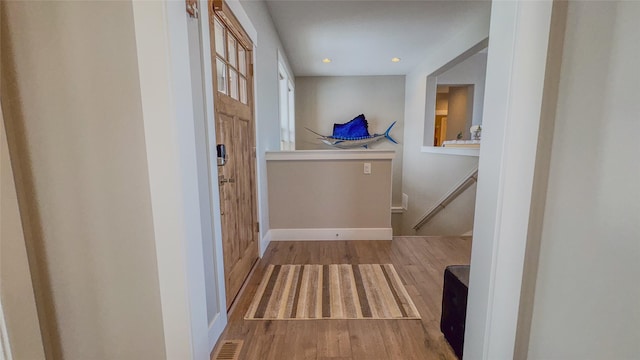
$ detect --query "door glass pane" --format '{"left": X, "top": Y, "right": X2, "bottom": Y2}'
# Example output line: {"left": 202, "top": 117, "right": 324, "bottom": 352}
{"left": 240, "top": 76, "right": 247, "bottom": 104}
{"left": 214, "top": 19, "right": 226, "bottom": 57}
{"left": 227, "top": 35, "right": 237, "bottom": 68}
{"left": 229, "top": 69, "right": 239, "bottom": 100}
{"left": 238, "top": 47, "right": 246, "bottom": 75}
{"left": 216, "top": 58, "right": 227, "bottom": 94}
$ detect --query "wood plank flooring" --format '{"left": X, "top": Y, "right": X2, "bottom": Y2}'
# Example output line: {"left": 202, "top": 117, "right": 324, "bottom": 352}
{"left": 211, "top": 236, "right": 472, "bottom": 360}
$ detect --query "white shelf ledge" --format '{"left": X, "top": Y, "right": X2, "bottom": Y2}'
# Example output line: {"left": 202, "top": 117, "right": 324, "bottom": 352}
{"left": 266, "top": 150, "right": 395, "bottom": 161}
{"left": 421, "top": 146, "right": 480, "bottom": 157}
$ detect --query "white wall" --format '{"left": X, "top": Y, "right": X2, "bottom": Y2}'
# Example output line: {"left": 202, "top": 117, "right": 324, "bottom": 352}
{"left": 1, "top": 106, "right": 46, "bottom": 360}
{"left": 239, "top": 0, "right": 294, "bottom": 255}
{"left": 1, "top": 1, "right": 166, "bottom": 358}
{"left": 295, "top": 76, "right": 405, "bottom": 207}
{"left": 527, "top": 1, "right": 640, "bottom": 358}
{"left": 400, "top": 18, "right": 489, "bottom": 235}
{"left": 267, "top": 157, "right": 392, "bottom": 230}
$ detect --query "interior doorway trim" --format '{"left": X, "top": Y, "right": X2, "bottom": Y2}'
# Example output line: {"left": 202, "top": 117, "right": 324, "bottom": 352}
{"left": 132, "top": 1, "right": 563, "bottom": 359}
{"left": 221, "top": 0, "right": 258, "bottom": 45}
{"left": 192, "top": 0, "right": 230, "bottom": 350}
{"left": 464, "top": 0, "right": 560, "bottom": 359}
{"left": 131, "top": 1, "right": 212, "bottom": 358}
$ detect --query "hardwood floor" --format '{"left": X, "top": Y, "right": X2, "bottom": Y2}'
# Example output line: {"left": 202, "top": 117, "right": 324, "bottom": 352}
{"left": 212, "top": 236, "right": 472, "bottom": 360}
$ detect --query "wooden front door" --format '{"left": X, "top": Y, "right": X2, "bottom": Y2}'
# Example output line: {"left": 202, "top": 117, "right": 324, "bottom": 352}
{"left": 209, "top": 2, "right": 258, "bottom": 308}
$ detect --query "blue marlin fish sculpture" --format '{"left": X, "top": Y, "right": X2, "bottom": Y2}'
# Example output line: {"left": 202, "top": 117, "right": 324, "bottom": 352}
{"left": 306, "top": 114, "right": 398, "bottom": 149}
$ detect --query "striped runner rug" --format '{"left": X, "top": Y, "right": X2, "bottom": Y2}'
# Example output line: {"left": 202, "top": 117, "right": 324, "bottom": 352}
{"left": 244, "top": 264, "right": 420, "bottom": 320}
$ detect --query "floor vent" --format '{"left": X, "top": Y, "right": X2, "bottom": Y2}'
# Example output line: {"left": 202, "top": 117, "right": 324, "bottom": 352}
{"left": 212, "top": 340, "right": 243, "bottom": 360}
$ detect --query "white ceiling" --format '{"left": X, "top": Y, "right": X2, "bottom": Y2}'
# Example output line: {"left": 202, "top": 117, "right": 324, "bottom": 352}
{"left": 264, "top": 0, "right": 491, "bottom": 76}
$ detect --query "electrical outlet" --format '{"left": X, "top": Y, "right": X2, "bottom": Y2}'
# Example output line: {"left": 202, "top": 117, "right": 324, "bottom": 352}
{"left": 364, "top": 162, "right": 371, "bottom": 175}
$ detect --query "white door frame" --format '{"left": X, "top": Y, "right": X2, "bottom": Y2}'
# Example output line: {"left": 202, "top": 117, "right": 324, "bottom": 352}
{"left": 464, "top": 0, "right": 562, "bottom": 358}
{"left": 189, "top": 0, "right": 230, "bottom": 349}
{"left": 132, "top": 1, "right": 211, "bottom": 359}
{"left": 130, "top": 0, "right": 564, "bottom": 358}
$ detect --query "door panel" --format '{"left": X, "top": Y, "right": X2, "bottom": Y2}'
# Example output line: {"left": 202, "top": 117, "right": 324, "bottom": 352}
{"left": 216, "top": 113, "right": 238, "bottom": 271}
{"left": 210, "top": 5, "right": 258, "bottom": 308}
{"left": 235, "top": 117, "right": 255, "bottom": 252}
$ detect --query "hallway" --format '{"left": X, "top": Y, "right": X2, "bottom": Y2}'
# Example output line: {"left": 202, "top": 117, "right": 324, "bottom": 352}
{"left": 212, "top": 237, "right": 471, "bottom": 359}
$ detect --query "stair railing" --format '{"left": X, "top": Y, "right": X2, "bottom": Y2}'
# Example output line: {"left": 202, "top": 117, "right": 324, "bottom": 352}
{"left": 413, "top": 166, "right": 479, "bottom": 231}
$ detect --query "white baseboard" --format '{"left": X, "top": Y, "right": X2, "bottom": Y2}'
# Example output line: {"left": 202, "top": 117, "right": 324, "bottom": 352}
{"left": 260, "top": 230, "right": 272, "bottom": 257}
{"left": 207, "top": 312, "right": 227, "bottom": 352}
{"left": 270, "top": 228, "right": 392, "bottom": 241}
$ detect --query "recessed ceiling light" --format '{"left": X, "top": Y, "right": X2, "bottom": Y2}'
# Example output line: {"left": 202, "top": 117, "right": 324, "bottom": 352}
{"left": 391, "top": 57, "right": 401, "bottom": 63}
{"left": 322, "top": 58, "right": 332, "bottom": 63}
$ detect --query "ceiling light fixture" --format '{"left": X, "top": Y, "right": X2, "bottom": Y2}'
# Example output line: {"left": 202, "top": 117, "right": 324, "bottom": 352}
{"left": 322, "top": 58, "right": 332, "bottom": 63}
{"left": 391, "top": 57, "right": 401, "bottom": 63}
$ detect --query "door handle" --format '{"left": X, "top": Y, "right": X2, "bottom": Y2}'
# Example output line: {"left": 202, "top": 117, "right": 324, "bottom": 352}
{"left": 219, "top": 177, "right": 235, "bottom": 184}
